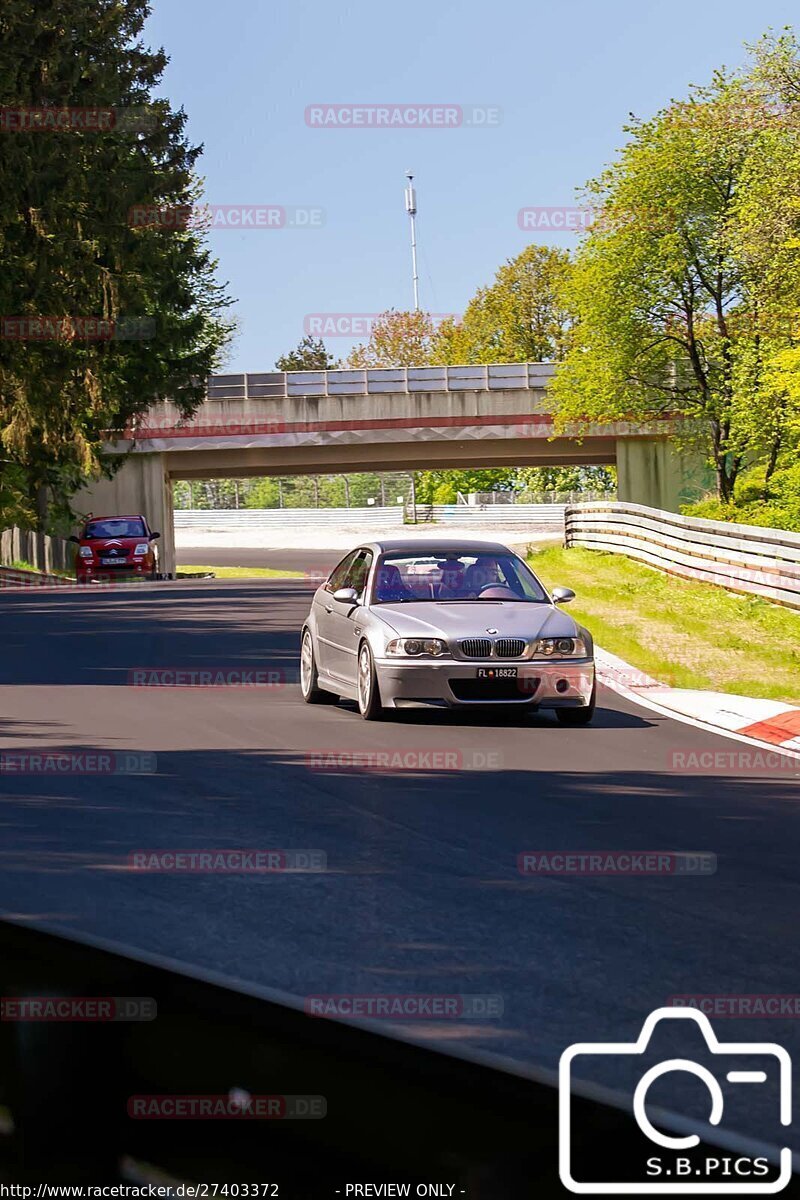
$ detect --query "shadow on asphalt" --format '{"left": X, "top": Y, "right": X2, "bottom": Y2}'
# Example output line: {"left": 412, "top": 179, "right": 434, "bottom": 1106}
{"left": 338, "top": 701, "right": 655, "bottom": 730}
{"left": 1, "top": 583, "right": 654, "bottom": 733}
{"left": 0, "top": 736, "right": 798, "bottom": 1151}
{"left": 0, "top": 581, "right": 307, "bottom": 686}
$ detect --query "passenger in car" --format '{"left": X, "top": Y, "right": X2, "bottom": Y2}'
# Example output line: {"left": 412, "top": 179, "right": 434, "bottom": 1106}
{"left": 436, "top": 559, "right": 467, "bottom": 599}
{"left": 374, "top": 564, "right": 412, "bottom": 603}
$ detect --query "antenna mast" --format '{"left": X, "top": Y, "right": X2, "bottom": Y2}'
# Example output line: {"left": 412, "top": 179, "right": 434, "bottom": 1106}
{"left": 404, "top": 172, "right": 420, "bottom": 312}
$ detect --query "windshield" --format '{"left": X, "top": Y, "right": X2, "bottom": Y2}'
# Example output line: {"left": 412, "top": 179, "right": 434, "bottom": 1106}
{"left": 83, "top": 518, "right": 146, "bottom": 539}
{"left": 371, "top": 551, "right": 549, "bottom": 603}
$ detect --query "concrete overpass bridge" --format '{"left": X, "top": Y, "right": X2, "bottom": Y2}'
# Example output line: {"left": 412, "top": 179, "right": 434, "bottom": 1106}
{"left": 76, "top": 363, "right": 703, "bottom": 575}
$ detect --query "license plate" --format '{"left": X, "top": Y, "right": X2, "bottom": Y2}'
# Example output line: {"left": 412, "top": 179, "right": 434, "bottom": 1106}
{"left": 476, "top": 667, "right": 517, "bottom": 680}
{"left": 100, "top": 557, "right": 125, "bottom": 565}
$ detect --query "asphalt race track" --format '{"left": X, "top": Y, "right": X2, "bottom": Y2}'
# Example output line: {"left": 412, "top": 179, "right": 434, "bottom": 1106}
{"left": 176, "top": 546, "right": 339, "bottom": 575}
{"left": 1, "top": 577, "right": 799, "bottom": 1153}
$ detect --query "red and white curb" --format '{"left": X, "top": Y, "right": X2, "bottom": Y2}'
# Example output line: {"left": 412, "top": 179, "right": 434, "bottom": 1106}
{"left": 595, "top": 647, "right": 800, "bottom": 762}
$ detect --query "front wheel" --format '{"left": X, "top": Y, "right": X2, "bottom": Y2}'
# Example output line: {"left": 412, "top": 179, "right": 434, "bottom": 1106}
{"left": 357, "top": 642, "right": 385, "bottom": 721}
{"left": 300, "top": 629, "right": 339, "bottom": 705}
{"left": 555, "top": 680, "right": 596, "bottom": 726}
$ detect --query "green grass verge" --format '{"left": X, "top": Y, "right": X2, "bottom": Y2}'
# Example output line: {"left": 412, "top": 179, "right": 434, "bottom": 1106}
{"left": 6, "top": 559, "right": 75, "bottom": 579}
{"left": 528, "top": 545, "right": 800, "bottom": 705}
{"left": 177, "top": 564, "right": 305, "bottom": 579}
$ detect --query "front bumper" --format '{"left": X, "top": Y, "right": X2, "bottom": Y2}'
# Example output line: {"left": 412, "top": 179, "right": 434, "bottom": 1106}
{"left": 76, "top": 562, "right": 152, "bottom": 581}
{"left": 374, "top": 657, "right": 595, "bottom": 709}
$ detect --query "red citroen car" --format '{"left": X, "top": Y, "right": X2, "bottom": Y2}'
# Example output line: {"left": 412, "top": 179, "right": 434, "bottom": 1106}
{"left": 70, "top": 514, "right": 161, "bottom": 583}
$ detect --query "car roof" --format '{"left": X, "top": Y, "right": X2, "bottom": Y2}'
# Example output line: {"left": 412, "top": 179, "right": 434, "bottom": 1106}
{"left": 361, "top": 538, "right": 514, "bottom": 556}
{"left": 83, "top": 514, "right": 147, "bottom": 522}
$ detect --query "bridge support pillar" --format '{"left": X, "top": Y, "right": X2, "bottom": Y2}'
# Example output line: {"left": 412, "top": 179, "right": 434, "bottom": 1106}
{"left": 616, "top": 438, "right": 709, "bottom": 513}
{"left": 72, "top": 454, "right": 175, "bottom": 576}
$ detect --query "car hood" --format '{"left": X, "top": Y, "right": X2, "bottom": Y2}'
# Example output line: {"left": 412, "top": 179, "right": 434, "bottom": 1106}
{"left": 82, "top": 537, "right": 146, "bottom": 550}
{"left": 370, "top": 601, "right": 579, "bottom": 641}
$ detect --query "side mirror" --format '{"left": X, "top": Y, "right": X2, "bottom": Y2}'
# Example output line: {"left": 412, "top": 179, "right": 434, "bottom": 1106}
{"left": 551, "top": 586, "right": 575, "bottom": 605}
{"left": 150, "top": 531, "right": 161, "bottom": 540}
{"left": 333, "top": 587, "right": 359, "bottom": 605}
{"left": 68, "top": 535, "right": 80, "bottom": 544}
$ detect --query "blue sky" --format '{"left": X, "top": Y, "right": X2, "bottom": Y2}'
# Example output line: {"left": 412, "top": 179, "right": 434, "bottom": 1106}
{"left": 143, "top": 0, "right": 797, "bottom": 372}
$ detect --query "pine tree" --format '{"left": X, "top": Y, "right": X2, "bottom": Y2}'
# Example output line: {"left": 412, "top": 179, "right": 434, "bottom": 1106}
{"left": 0, "top": 0, "right": 232, "bottom": 528}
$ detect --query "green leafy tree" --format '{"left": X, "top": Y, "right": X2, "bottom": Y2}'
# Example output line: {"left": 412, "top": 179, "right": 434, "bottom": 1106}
{"left": 244, "top": 478, "right": 281, "bottom": 508}
{"left": 346, "top": 310, "right": 437, "bottom": 368}
{"left": 0, "top": 0, "right": 232, "bottom": 530}
{"left": 433, "top": 245, "right": 572, "bottom": 364}
{"left": 276, "top": 336, "right": 337, "bottom": 372}
{"left": 414, "top": 468, "right": 516, "bottom": 505}
{"left": 550, "top": 67, "right": 795, "bottom": 502}
{"left": 513, "top": 466, "right": 616, "bottom": 497}
{"left": 731, "top": 31, "right": 800, "bottom": 480}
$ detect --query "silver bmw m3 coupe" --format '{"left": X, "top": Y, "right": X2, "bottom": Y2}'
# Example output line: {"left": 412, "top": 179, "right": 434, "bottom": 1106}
{"left": 300, "top": 538, "right": 596, "bottom": 722}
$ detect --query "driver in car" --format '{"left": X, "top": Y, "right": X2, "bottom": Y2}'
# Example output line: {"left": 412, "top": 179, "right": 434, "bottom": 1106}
{"left": 465, "top": 557, "right": 503, "bottom": 596}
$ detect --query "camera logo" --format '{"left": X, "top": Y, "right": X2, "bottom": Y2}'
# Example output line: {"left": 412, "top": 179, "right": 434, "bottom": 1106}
{"left": 559, "top": 1007, "right": 792, "bottom": 1193}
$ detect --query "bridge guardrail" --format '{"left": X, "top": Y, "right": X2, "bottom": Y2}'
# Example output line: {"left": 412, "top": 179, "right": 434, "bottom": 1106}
{"left": 566, "top": 501, "right": 800, "bottom": 609}
{"left": 203, "top": 362, "right": 556, "bottom": 401}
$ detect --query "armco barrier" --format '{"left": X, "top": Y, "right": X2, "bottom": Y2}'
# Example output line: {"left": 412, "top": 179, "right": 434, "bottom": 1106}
{"left": 0, "top": 919, "right": 752, "bottom": 1186}
{"left": 174, "top": 505, "right": 565, "bottom": 530}
{"left": 566, "top": 501, "right": 800, "bottom": 609}
{"left": 174, "top": 506, "right": 406, "bottom": 528}
{"left": 426, "top": 503, "right": 565, "bottom": 528}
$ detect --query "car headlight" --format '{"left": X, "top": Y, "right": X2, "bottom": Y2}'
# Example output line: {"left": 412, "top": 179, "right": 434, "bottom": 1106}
{"left": 133, "top": 543, "right": 150, "bottom": 556}
{"left": 534, "top": 636, "right": 588, "bottom": 658}
{"left": 78, "top": 546, "right": 93, "bottom": 558}
{"left": 385, "top": 638, "right": 449, "bottom": 657}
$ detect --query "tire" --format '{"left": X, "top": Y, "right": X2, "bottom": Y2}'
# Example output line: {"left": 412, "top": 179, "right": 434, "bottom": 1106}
{"left": 357, "top": 641, "right": 385, "bottom": 721}
{"left": 556, "top": 680, "right": 596, "bottom": 726}
{"left": 300, "top": 629, "right": 339, "bottom": 705}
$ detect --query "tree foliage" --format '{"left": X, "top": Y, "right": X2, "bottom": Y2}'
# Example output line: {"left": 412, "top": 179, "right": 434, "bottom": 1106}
{"left": 345, "top": 310, "right": 438, "bottom": 368}
{"left": 275, "top": 336, "right": 337, "bottom": 372}
{"left": 550, "top": 57, "right": 800, "bottom": 502}
{"left": 0, "top": 0, "right": 232, "bottom": 529}
{"left": 433, "top": 245, "right": 572, "bottom": 364}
